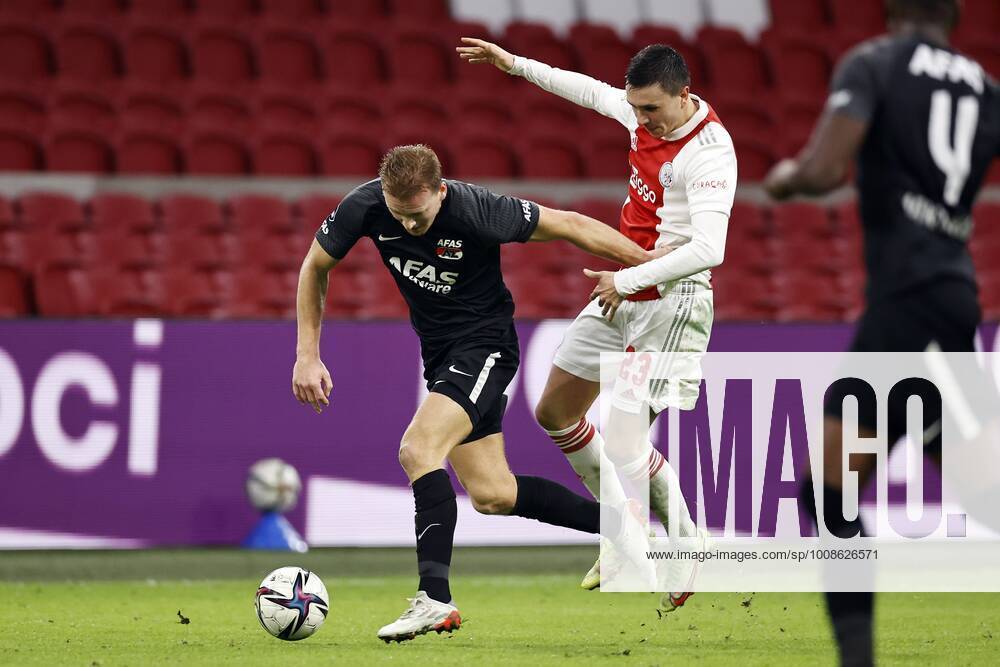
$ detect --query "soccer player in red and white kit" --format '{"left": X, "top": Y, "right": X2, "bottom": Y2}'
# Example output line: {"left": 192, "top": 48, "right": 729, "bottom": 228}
{"left": 458, "top": 39, "right": 738, "bottom": 605}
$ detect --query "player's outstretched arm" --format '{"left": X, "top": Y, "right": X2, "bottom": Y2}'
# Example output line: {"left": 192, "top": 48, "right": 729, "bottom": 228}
{"left": 293, "top": 239, "right": 338, "bottom": 414}
{"left": 457, "top": 37, "right": 632, "bottom": 126}
{"left": 530, "top": 205, "right": 653, "bottom": 266}
{"left": 764, "top": 112, "right": 868, "bottom": 200}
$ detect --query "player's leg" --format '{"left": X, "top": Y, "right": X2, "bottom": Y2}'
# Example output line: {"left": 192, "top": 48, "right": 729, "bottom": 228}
{"left": 535, "top": 299, "right": 628, "bottom": 506}
{"left": 377, "top": 391, "right": 471, "bottom": 643}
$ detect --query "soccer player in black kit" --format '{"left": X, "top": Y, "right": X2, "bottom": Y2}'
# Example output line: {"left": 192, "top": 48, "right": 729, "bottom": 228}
{"left": 293, "top": 144, "right": 659, "bottom": 642}
{"left": 765, "top": 0, "right": 1000, "bottom": 665}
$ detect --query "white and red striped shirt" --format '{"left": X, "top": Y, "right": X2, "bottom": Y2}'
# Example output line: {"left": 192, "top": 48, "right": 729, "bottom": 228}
{"left": 510, "top": 57, "right": 737, "bottom": 298}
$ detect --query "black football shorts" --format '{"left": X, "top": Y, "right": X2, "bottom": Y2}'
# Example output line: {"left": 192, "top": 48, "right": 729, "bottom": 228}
{"left": 421, "top": 324, "right": 520, "bottom": 444}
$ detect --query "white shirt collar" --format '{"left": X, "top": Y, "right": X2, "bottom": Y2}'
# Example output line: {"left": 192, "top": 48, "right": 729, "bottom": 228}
{"left": 662, "top": 94, "right": 709, "bottom": 141}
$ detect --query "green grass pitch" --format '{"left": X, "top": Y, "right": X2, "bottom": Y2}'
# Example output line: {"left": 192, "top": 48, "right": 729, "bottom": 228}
{"left": 1, "top": 547, "right": 998, "bottom": 665}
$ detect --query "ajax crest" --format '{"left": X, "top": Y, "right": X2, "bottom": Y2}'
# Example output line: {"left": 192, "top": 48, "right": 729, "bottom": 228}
{"left": 658, "top": 162, "right": 674, "bottom": 189}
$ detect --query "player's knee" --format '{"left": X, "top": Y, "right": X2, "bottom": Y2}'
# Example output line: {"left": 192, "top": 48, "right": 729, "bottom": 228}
{"left": 534, "top": 399, "right": 578, "bottom": 433}
{"left": 397, "top": 431, "right": 441, "bottom": 476}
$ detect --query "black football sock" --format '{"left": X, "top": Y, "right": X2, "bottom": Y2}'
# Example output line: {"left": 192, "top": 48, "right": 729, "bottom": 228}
{"left": 511, "top": 475, "right": 621, "bottom": 535}
{"left": 411, "top": 469, "right": 457, "bottom": 604}
{"left": 800, "top": 478, "right": 874, "bottom": 667}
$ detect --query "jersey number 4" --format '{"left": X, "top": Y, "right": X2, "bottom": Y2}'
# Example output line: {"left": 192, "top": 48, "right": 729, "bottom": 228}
{"left": 928, "top": 90, "right": 979, "bottom": 206}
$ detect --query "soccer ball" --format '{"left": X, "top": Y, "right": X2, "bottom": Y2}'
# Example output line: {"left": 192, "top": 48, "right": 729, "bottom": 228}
{"left": 255, "top": 567, "right": 329, "bottom": 641}
{"left": 246, "top": 458, "right": 301, "bottom": 513}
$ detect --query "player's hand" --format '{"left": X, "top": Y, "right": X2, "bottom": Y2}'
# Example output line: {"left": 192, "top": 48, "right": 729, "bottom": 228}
{"left": 763, "top": 158, "right": 800, "bottom": 200}
{"left": 584, "top": 268, "right": 623, "bottom": 321}
{"left": 456, "top": 37, "right": 516, "bottom": 73}
{"left": 292, "top": 356, "right": 332, "bottom": 414}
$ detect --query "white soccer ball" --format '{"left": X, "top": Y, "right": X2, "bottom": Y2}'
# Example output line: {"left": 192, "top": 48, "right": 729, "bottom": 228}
{"left": 255, "top": 567, "right": 329, "bottom": 641}
{"left": 246, "top": 458, "right": 301, "bottom": 513}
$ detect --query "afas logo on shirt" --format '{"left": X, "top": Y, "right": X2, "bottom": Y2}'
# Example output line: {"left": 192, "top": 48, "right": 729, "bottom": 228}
{"left": 435, "top": 238, "right": 463, "bottom": 260}
{"left": 520, "top": 199, "right": 533, "bottom": 222}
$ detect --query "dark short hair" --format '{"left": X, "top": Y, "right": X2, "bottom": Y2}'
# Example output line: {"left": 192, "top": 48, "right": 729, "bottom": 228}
{"left": 885, "top": 0, "right": 960, "bottom": 28}
{"left": 378, "top": 144, "right": 443, "bottom": 200}
{"left": 625, "top": 44, "right": 691, "bottom": 95}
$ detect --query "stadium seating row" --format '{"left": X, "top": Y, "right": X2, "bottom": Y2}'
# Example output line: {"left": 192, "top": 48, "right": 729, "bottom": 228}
{"left": 1, "top": 191, "right": 998, "bottom": 321}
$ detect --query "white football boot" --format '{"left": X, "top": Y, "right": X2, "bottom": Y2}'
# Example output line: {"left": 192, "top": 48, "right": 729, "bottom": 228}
{"left": 658, "top": 527, "right": 711, "bottom": 613}
{"left": 377, "top": 591, "right": 462, "bottom": 643}
{"left": 581, "top": 528, "right": 658, "bottom": 590}
{"left": 598, "top": 499, "right": 657, "bottom": 590}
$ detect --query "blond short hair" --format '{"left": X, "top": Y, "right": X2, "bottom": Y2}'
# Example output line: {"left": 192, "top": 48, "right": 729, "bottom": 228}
{"left": 378, "top": 144, "right": 443, "bottom": 199}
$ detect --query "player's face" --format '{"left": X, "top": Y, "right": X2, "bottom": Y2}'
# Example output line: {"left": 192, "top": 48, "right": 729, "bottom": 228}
{"left": 626, "top": 84, "right": 691, "bottom": 138}
{"left": 384, "top": 183, "right": 447, "bottom": 236}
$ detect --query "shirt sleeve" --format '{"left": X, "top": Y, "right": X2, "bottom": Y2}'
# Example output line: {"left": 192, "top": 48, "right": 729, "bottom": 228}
{"left": 469, "top": 187, "right": 541, "bottom": 244}
{"left": 613, "top": 210, "right": 729, "bottom": 295}
{"left": 314, "top": 190, "right": 370, "bottom": 259}
{"left": 826, "top": 44, "right": 883, "bottom": 123}
{"left": 509, "top": 56, "right": 637, "bottom": 130}
{"left": 686, "top": 124, "right": 738, "bottom": 217}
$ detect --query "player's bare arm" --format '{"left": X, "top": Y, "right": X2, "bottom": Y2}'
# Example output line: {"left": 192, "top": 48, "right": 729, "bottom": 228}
{"left": 530, "top": 205, "right": 657, "bottom": 267}
{"left": 293, "top": 239, "right": 337, "bottom": 414}
{"left": 456, "top": 37, "right": 515, "bottom": 72}
{"left": 764, "top": 111, "right": 869, "bottom": 199}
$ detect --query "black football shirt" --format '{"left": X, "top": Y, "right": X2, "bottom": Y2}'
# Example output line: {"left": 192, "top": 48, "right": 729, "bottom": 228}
{"left": 829, "top": 33, "right": 1000, "bottom": 302}
{"left": 315, "top": 179, "right": 540, "bottom": 343}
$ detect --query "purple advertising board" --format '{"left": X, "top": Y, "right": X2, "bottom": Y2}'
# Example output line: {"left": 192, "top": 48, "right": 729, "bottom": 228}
{"left": 0, "top": 320, "right": 996, "bottom": 548}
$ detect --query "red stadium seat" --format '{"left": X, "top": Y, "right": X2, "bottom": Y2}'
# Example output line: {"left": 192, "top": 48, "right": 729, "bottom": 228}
{"left": 711, "top": 96, "right": 775, "bottom": 142}
{"left": 190, "top": 25, "right": 255, "bottom": 83}
{"left": 779, "top": 98, "right": 824, "bottom": 156}
{"left": 0, "top": 196, "right": 14, "bottom": 231}
{"left": 731, "top": 138, "right": 776, "bottom": 182}
{"left": 0, "top": 265, "right": 29, "bottom": 316}
{"left": 964, "top": 40, "right": 1000, "bottom": 79}
{"left": 388, "top": 0, "right": 450, "bottom": 23}
{"left": 0, "top": 0, "right": 56, "bottom": 13}
{"left": 385, "top": 88, "right": 450, "bottom": 128}
{"left": 324, "top": 90, "right": 384, "bottom": 131}
{"left": 24, "top": 225, "right": 98, "bottom": 270}
{"left": 255, "top": 23, "right": 323, "bottom": 84}
{"left": 570, "top": 23, "right": 633, "bottom": 85}
{"left": 117, "top": 127, "right": 182, "bottom": 174}
{"left": 89, "top": 192, "right": 157, "bottom": 233}
{"left": 711, "top": 269, "right": 780, "bottom": 321}
{"left": 98, "top": 266, "right": 167, "bottom": 317}
{"left": 194, "top": 0, "right": 256, "bottom": 19}
{"left": 54, "top": 21, "right": 123, "bottom": 82}
{"left": 954, "top": 0, "right": 1000, "bottom": 44}
{"left": 514, "top": 92, "right": 582, "bottom": 134}
{"left": 162, "top": 267, "right": 236, "bottom": 318}
{"left": 386, "top": 26, "right": 453, "bottom": 85}
{"left": 46, "top": 122, "right": 115, "bottom": 173}
{"left": 129, "top": 0, "right": 189, "bottom": 17}
{"left": 630, "top": 25, "right": 707, "bottom": 89}
{"left": 319, "top": 131, "right": 383, "bottom": 176}
{"left": 573, "top": 198, "right": 624, "bottom": 228}
{"left": 33, "top": 264, "right": 104, "bottom": 316}
{"left": 253, "top": 128, "right": 319, "bottom": 175}
{"left": 761, "top": 32, "right": 832, "bottom": 100}
{"left": 327, "top": 0, "right": 387, "bottom": 19}
{"left": 727, "top": 200, "right": 770, "bottom": 241}
{"left": 449, "top": 131, "right": 518, "bottom": 179}
{"left": 186, "top": 87, "right": 254, "bottom": 133}
{"left": 60, "top": 0, "right": 124, "bottom": 18}
{"left": 123, "top": 24, "right": 188, "bottom": 83}
{"left": 775, "top": 270, "right": 854, "bottom": 322}
{"left": 295, "top": 192, "right": 341, "bottom": 225}
{"left": 580, "top": 134, "right": 630, "bottom": 180}
{"left": 450, "top": 90, "right": 516, "bottom": 136}
{"left": 259, "top": 0, "right": 324, "bottom": 19}
{"left": 94, "top": 227, "right": 166, "bottom": 270}
{"left": 324, "top": 27, "right": 387, "bottom": 86}
{"left": 255, "top": 87, "right": 320, "bottom": 131}
{"left": 0, "top": 228, "right": 27, "bottom": 271}
{"left": 229, "top": 193, "right": 293, "bottom": 233}
{"left": 769, "top": 202, "right": 833, "bottom": 240}
{"left": 0, "top": 21, "right": 53, "bottom": 82}
{"left": 184, "top": 127, "right": 251, "bottom": 174}
{"left": 829, "top": 0, "right": 885, "bottom": 38}
{"left": 18, "top": 192, "right": 87, "bottom": 232}
{"left": 49, "top": 83, "right": 117, "bottom": 134}
{"left": 767, "top": 0, "right": 829, "bottom": 34}
{"left": 234, "top": 267, "right": 299, "bottom": 318}
{"left": 119, "top": 85, "right": 185, "bottom": 133}
{"left": 165, "top": 229, "right": 237, "bottom": 269}
{"left": 517, "top": 134, "right": 584, "bottom": 180}
{"left": 698, "top": 27, "right": 770, "bottom": 96}
{"left": 503, "top": 22, "right": 577, "bottom": 71}
{"left": 974, "top": 203, "right": 1000, "bottom": 241}
{"left": 0, "top": 85, "right": 45, "bottom": 133}
{"left": 0, "top": 128, "right": 42, "bottom": 171}
{"left": 159, "top": 193, "right": 226, "bottom": 234}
